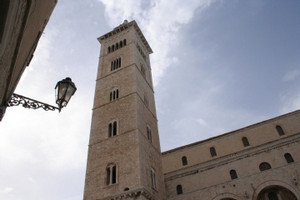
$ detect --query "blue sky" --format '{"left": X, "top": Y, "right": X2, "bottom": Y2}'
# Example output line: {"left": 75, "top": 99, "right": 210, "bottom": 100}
{"left": 0, "top": 0, "right": 299, "bottom": 199}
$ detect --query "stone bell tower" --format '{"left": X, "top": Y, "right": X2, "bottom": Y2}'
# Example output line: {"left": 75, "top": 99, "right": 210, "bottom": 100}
{"left": 83, "top": 20, "right": 166, "bottom": 200}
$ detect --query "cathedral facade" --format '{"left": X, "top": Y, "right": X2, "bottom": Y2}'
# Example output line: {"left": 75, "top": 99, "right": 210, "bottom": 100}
{"left": 83, "top": 20, "right": 300, "bottom": 200}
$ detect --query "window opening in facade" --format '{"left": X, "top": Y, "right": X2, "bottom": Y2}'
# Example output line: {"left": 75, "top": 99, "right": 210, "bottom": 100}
{"left": 230, "top": 169, "right": 238, "bottom": 180}
{"left": 123, "top": 39, "right": 126, "bottom": 46}
{"left": 176, "top": 185, "right": 183, "bottom": 195}
{"left": 147, "top": 125, "right": 152, "bottom": 143}
{"left": 106, "top": 164, "right": 117, "bottom": 185}
{"left": 108, "top": 121, "right": 118, "bottom": 137}
{"left": 210, "top": 147, "right": 217, "bottom": 157}
{"left": 284, "top": 153, "right": 294, "bottom": 163}
{"left": 140, "top": 64, "right": 146, "bottom": 78}
{"left": 110, "top": 88, "right": 119, "bottom": 101}
{"left": 259, "top": 162, "right": 272, "bottom": 171}
{"left": 276, "top": 125, "right": 285, "bottom": 136}
{"left": 242, "top": 137, "right": 250, "bottom": 147}
{"left": 181, "top": 156, "right": 188, "bottom": 166}
{"left": 144, "top": 94, "right": 149, "bottom": 108}
{"left": 111, "top": 57, "right": 121, "bottom": 71}
{"left": 150, "top": 168, "right": 157, "bottom": 189}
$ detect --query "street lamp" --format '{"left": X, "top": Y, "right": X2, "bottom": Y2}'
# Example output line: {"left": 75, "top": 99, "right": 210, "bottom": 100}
{"left": 7, "top": 77, "right": 77, "bottom": 112}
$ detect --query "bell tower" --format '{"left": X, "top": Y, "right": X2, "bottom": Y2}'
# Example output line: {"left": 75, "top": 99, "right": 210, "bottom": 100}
{"left": 83, "top": 20, "right": 165, "bottom": 200}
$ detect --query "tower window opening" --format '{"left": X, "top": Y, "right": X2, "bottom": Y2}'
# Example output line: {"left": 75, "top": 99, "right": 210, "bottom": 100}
{"left": 120, "top": 41, "right": 123, "bottom": 48}
{"left": 111, "top": 57, "right": 121, "bottom": 71}
{"left": 116, "top": 43, "right": 119, "bottom": 49}
{"left": 106, "top": 164, "right": 117, "bottom": 185}
{"left": 112, "top": 45, "right": 115, "bottom": 51}
{"left": 181, "top": 156, "right": 188, "bottom": 166}
{"left": 147, "top": 125, "right": 152, "bottom": 143}
{"left": 259, "top": 162, "right": 272, "bottom": 171}
{"left": 230, "top": 169, "right": 238, "bottom": 180}
{"left": 108, "top": 120, "right": 118, "bottom": 137}
{"left": 123, "top": 39, "right": 126, "bottom": 46}
{"left": 176, "top": 185, "right": 183, "bottom": 195}
{"left": 110, "top": 88, "right": 119, "bottom": 101}
{"left": 210, "top": 147, "right": 217, "bottom": 157}
{"left": 242, "top": 137, "right": 250, "bottom": 147}
{"left": 276, "top": 125, "right": 285, "bottom": 136}
{"left": 150, "top": 168, "right": 157, "bottom": 189}
{"left": 108, "top": 46, "right": 111, "bottom": 53}
{"left": 284, "top": 153, "right": 294, "bottom": 163}
{"left": 140, "top": 64, "right": 146, "bottom": 78}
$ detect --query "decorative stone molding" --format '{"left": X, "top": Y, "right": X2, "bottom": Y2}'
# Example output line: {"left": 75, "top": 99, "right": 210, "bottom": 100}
{"left": 98, "top": 187, "right": 156, "bottom": 200}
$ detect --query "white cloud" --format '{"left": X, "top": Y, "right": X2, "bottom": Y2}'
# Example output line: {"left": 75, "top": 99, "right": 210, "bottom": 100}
{"left": 282, "top": 69, "right": 300, "bottom": 82}
{"left": 280, "top": 93, "right": 300, "bottom": 114}
{"left": 98, "top": 0, "right": 213, "bottom": 85}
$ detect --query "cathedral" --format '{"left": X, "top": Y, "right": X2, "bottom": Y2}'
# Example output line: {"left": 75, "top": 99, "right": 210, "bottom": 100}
{"left": 83, "top": 20, "right": 300, "bottom": 200}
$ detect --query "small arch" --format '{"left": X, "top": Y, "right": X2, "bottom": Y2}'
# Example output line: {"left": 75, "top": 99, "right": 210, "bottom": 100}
{"left": 210, "top": 147, "right": 217, "bottom": 157}
{"left": 276, "top": 125, "right": 285, "bottom": 136}
{"left": 123, "top": 39, "right": 126, "bottom": 46}
{"left": 120, "top": 40, "right": 123, "bottom": 47}
{"left": 124, "top": 187, "right": 129, "bottom": 191}
{"left": 242, "top": 137, "right": 250, "bottom": 147}
{"left": 229, "top": 169, "right": 238, "bottom": 180}
{"left": 181, "top": 156, "right": 188, "bottom": 166}
{"left": 115, "top": 43, "right": 119, "bottom": 49}
{"left": 284, "top": 153, "right": 294, "bottom": 163}
{"left": 176, "top": 185, "right": 183, "bottom": 195}
{"left": 112, "top": 45, "right": 115, "bottom": 51}
{"left": 108, "top": 46, "right": 111, "bottom": 53}
{"left": 259, "top": 162, "right": 272, "bottom": 171}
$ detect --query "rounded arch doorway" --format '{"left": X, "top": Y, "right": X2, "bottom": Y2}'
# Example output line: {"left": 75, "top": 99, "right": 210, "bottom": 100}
{"left": 257, "top": 185, "right": 297, "bottom": 200}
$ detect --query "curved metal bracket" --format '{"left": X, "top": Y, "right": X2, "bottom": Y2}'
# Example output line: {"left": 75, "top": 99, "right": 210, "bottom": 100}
{"left": 7, "top": 93, "right": 59, "bottom": 111}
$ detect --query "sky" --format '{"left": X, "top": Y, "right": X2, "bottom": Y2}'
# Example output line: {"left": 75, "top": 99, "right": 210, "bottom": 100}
{"left": 0, "top": 0, "right": 300, "bottom": 199}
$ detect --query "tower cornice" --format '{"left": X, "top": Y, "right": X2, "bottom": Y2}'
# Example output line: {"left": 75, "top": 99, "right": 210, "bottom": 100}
{"left": 98, "top": 20, "right": 153, "bottom": 54}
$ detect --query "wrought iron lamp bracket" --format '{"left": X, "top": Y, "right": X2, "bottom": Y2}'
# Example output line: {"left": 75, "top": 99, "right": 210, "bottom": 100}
{"left": 7, "top": 93, "right": 60, "bottom": 111}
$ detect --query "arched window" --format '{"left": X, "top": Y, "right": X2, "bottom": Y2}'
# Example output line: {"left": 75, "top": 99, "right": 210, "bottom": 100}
{"left": 210, "top": 147, "right": 217, "bottom": 157}
{"left": 147, "top": 125, "right": 152, "bottom": 143}
{"left": 181, "top": 156, "right": 188, "bottom": 166}
{"left": 108, "top": 46, "right": 111, "bottom": 53}
{"left": 112, "top": 45, "right": 115, "bottom": 51}
{"left": 111, "top": 57, "right": 121, "bottom": 71}
{"left": 108, "top": 120, "right": 118, "bottom": 137}
{"left": 230, "top": 169, "right": 238, "bottom": 180}
{"left": 123, "top": 39, "right": 126, "bottom": 46}
{"left": 110, "top": 88, "right": 119, "bottom": 101}
{"left": 106, "top": 164, "right": 117, "bottom": 185}
{"left": 276, "top": 125, "right": 285, "bottom": 136}
{"left": 115, "top": 43, "right": 119, "bottom": 49}
{"left": 259, "top": 162, "right": 272, "bottom": 171}
{"left": 150, "top": 168, "right": 156, "bottom": 189}
{"left": 176, "top": 185, "right": 183, "bottom": 195}
{"left": 242, "top": 137, "right": 250, "bottom": 147}
{"left": 284, "top": 153, "right": 294, "bottom": 163}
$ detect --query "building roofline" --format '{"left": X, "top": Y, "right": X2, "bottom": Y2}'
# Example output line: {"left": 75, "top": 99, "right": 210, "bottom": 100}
{"left": 98, "top": 20, "right": 153, "bottom": 54}
{"left": 162, "top": 109, "right": 300, "bottom": 155}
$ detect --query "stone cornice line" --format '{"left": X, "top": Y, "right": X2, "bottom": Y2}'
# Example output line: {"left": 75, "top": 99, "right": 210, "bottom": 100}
{"left": 97, "top": 187, "right": 156, "bottom": 200}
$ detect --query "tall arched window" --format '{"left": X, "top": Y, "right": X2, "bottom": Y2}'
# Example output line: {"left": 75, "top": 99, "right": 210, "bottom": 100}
{"left": 181, "top": 156, "right": 188, "bottom": 166}
{"left": 147, "top": 125, "right": 152, "bottom": 143}
{"left": 112, "top": 45, "right": 115, "bottom": 51}
{"left": 123, "top": 39, "right": 126, "bottom": 46}
{"left": 106, "top": 164, "right": 117, "bottom": 185}
{"left": 176, "top": 185, "right": 183, "bottom": 195}
{"left": 230, "top": 169, "right": 238, "bottom": 180}
{"left": 120, "top": 41, "right": 123, "bottom": 48}
{"left": 259, "top": 162, "right": 272, "bottom": 171}
{"left": 284, "top": 153, "right": 294, "bottom": 163}
{"left": 108, "top": 46, "right": 111, "bottom": 53}
{"left": 242, "top": 137, "right": 250, "bottom": 147}
{"left": 115, "top": 43, "right": 119, "bottom": 49}
{"left": 276, "top": 125, "right": 285, "bottom": 136}
{"left": 210, "top": 147, "right": 217, "bottom": 157}
{"left": 108, "top": 120, "right": 118, "bottom": 137}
